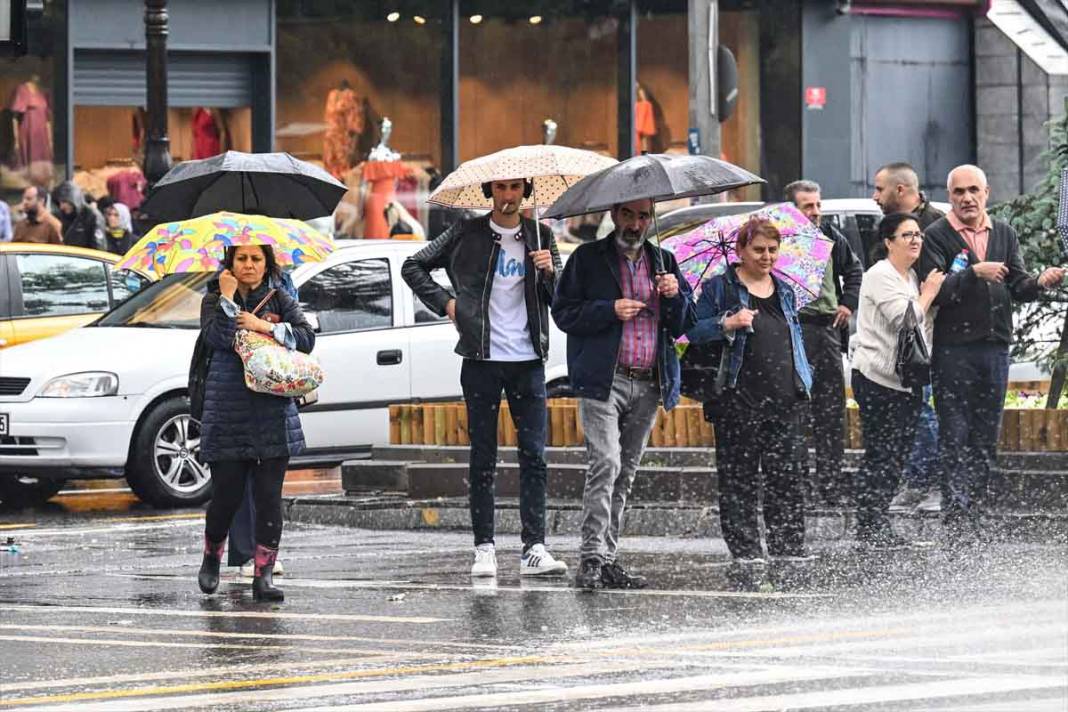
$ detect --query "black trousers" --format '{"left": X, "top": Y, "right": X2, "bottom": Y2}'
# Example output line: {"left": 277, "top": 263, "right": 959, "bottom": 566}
{"left": 460, "top": 359, "right": 548, "bottom": 551}
{"left": 800, "top": 320, "right": 847, "bottom": 501}
{"left": 852, "top": 371, "right": 922, "bottom": 538}
{"left": 205, "top": 458, "right": 289, "bottom": 550}
{"left": 711, "top": 403, "right": 806, "bottom": 559}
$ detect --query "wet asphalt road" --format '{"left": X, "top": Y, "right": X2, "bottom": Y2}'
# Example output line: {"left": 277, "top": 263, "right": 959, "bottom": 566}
{"left": 0, "top": 482, "right": 1065, "bottom": 711}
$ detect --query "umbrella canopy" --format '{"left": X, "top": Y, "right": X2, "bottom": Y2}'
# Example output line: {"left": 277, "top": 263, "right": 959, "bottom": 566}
{"left": 542, "top": 154, "right": 764, "bottom": 219}
{"left": 428, "top": 144, "right": 617, "bottom": 210}
{"left": 139, "top": 151, "right": 348, "bottom": 223}
{"left": 662, "top": 202, "right": 834, "bottom": 311}
{"left": 116, "top": 211, "right": 335, "bottom": 276}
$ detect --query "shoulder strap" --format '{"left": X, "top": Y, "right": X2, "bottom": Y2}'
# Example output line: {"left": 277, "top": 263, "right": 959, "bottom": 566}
{"left": 250, "top": 289, "right": 277, "bottom": 316}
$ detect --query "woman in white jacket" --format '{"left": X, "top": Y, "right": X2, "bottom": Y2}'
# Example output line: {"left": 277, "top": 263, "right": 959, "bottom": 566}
{"left": 851, "top": 213, "right": 944, "bottom": 549}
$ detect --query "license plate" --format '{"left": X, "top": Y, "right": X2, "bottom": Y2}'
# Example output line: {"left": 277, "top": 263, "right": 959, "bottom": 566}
{"left": 0, "top": 413, "right": 7, "bottom": 436}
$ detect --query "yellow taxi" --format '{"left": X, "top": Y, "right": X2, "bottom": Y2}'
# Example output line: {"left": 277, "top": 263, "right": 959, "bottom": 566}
{"left": 0, "top": 242, "right": 153, "bottom": 349}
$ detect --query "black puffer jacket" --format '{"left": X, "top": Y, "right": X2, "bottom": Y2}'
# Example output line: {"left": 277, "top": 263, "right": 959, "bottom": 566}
{"left": 52, "top": 181, "right": 103, "bottom": 250}
{"left": 401, "top": 214, "right": 561, "bottom": 360}
{"left": 199, "top": 279, "right": 316, "bottom": 463}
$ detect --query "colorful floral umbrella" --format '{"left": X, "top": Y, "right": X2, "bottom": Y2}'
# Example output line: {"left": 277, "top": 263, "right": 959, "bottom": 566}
{"left": 115, "top": 211, "right": 335, "bottom": 275}
{"left": 661, "top": 202, "right": 834, "bottom": 309}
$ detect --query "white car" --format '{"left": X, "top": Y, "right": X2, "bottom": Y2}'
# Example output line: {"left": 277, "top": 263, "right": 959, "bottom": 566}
{"left": 0, "top": 240, "right": 570, "bottom": 507}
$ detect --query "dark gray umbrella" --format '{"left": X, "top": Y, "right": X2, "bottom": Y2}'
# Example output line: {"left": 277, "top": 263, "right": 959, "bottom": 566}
{"left": 543, "top": 153, "right": 764, "bottom": 273}
{"left": 542, "top": 153, "right": 765, "bottom": 219}
{"left": 140, "top": 151, "right": 348, "bottom": 223}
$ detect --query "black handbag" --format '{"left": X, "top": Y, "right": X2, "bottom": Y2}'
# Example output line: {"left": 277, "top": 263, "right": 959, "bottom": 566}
{"left": 187, "top": 333, "right": 212, "bottom": 422}
{"left": 895, "top": 303, "right": 931, "bottom": 391}
{"left": 679, "top": 340, "right": 728, "bottom": 402}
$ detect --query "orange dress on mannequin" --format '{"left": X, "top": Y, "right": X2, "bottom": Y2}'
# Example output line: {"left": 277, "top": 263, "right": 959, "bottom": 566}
{"left": 323, "top": 87, "right": 363, "bottom": 179}
{"left": 361, "top": 161, "right": 412, "bottom": 239}
{"left": 635, "top": 99, "right": 656, "bottom": 154}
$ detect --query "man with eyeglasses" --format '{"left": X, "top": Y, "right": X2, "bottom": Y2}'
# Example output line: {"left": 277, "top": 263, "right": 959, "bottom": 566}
{"left": 918, "top": 164, "right": 1065, "bottom": 546}
{"left": 785, "top": 180, "right": 864, "bottom": 509}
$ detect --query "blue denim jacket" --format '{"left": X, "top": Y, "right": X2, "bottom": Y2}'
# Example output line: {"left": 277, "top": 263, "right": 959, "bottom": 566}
{"left": 686, "top": 266, "right": 812, "bottom": 397}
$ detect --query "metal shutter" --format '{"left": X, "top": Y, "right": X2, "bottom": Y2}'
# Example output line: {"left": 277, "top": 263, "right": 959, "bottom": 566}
{"left": 73, "top": 50, "right": 253, "bottom": 108}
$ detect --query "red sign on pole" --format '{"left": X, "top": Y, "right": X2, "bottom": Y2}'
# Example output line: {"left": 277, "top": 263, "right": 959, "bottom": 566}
{"left": 805, "top": 86, "right": 827, "bottom": 110}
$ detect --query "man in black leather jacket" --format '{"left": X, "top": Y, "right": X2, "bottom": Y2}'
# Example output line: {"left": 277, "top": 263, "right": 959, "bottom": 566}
{"left": 402, "top": 178, "right": 565, "bottom": 579}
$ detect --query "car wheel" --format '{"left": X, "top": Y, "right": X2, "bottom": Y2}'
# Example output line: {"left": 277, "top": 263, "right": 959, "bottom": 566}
{"left": 126, "top": 397, "right": 212, "bottom": 507}
{"left": 546, "top": 379, "right": 574, "bottom": 399}
{"left": 0, "top": 475, "right": 67, "bottom": 508}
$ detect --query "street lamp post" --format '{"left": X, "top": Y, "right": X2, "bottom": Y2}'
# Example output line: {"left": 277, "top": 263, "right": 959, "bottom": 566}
{"left": 143, "top": 0, "right": 172, "bottom": 187}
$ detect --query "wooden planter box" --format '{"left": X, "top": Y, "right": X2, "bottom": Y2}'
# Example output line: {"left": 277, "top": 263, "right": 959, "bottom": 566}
{"left": 389, "top": 402, "right": 1068, "bottom": 452}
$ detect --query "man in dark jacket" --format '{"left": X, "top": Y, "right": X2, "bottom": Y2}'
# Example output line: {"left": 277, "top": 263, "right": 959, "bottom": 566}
{"left": 873, "top": 161, "right": 944, "bottom": 230}
{"left": 52, "top": 181, "right": 103, "bottom": 250}
{"left": 553, "top": 198, "right": 695, "bottom": 590}
{"left": 402, "top": 178, "right": 565, "bottom": 579}
{"left": 918, "top": 164, "right": 1064, "bottom": 544}
{"left": 785, "top": 180, "right": 863, "bottom": 507}
{"left": 872, "top": 162, "right": 945, "bottom": 515}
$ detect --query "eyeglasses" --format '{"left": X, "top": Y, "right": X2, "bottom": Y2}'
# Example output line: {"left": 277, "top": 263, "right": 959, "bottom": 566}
{"left": 897, "top": 231, "right": 923, "bottom": 241}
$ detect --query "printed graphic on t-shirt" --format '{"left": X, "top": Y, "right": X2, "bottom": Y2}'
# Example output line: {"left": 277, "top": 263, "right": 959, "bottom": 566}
{"left": 496, "top": 250, "right": 526, "bottom": 279}
{"left": 488, "top": 222, "right": 537, "bottom": 361}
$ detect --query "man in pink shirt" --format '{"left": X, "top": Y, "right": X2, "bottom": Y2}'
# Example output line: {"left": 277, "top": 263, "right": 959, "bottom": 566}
{"left": 918, "top": 164, "right": 1065, "bottom": 546}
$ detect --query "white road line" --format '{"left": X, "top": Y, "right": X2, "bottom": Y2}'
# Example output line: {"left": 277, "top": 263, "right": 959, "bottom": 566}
{"left": 618, "top": 674, "right": 1068, "bottom": 711}
{"left": 114, "top": 573, "right": 828, "bottom": 599}
{"left": 295, "top": 666, "right": 880, "bottom": 712}
{"left": 0, "top": 655, "right": 417, "bottom": 695}
{"left": 16, "top": 663, "right": 874, "bottom": 712}
{"left": 0, "top": 633, "right": 404, "bottom": 656}
{"left": 0, "top": 603, "right": 448, "bottom": 625}
{"left": 0, "top": 520, "right": 201, "bottom": 538}
{"left": 0, "top": 624, "right": 505, "bottom": 651}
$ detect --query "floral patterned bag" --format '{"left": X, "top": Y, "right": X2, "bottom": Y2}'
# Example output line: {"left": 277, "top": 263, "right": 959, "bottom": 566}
{"left": 233, "top": 290, "right": 324, "bottom": 397}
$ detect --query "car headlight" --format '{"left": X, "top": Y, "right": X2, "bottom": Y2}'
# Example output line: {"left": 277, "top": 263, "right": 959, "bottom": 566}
{"left": 38, "top": 372, "right": 119, "bottom": 398}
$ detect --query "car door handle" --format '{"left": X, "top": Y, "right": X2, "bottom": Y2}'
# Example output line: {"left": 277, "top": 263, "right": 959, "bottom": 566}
{"left": 377, "top": 349, "right": 403, "bottom": 366}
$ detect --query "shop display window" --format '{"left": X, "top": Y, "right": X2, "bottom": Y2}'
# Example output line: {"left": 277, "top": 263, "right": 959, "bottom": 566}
{"left": 0, "top": 1, "right": 64, "bottom": 201}
{"left": 276, "top": 0, "right": 445, "bottom": 239}
{"left": 636, "top": 0, "right": 688, "bottom": 157}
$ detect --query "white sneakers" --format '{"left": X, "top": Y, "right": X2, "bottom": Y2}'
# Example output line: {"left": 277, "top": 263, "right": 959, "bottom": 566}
{"left": 471, "top": 543, "right": 568, "bottom": 578}
{"left": 519, "top": 544, "right": 568, "bottom": 576}
{"left": 471, "top": 544, "right": 498, "bottom": 577}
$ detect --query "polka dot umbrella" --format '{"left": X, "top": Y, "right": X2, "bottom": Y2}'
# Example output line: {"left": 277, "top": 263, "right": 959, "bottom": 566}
{"left": 428, "top": 145, "right": 618, "bottom": 247}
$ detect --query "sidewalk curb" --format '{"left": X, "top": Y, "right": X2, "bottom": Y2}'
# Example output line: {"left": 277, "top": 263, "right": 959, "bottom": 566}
{"left": 283, "top": 495, "right": 1068, "bottom": 543}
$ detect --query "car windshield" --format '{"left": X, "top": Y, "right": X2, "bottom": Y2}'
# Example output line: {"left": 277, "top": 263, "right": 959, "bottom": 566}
{"left": 95, "top": 273, "right": 213, "bottom": 329}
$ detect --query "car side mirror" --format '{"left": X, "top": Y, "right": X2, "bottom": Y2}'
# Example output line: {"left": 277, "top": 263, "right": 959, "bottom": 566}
{"left": 305, "top": 312, "right": 321, "bottom": 333}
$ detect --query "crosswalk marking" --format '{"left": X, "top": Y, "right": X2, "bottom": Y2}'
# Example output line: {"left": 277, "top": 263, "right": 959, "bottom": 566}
{"left": 0, "top": 603, "right": 447, "bottom": 625}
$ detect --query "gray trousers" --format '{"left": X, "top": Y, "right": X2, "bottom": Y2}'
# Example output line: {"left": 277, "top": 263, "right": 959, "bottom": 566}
{"left": 578, "top": 372, "right": 661, "bottom": 563}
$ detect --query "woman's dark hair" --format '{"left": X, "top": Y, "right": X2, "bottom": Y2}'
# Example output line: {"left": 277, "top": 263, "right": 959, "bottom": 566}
{"left": 870, "top": 212, "right": 920, "bottom": 263}
{"left": 736, "top": 217, "right": 782, "bottom": 250}
{"left": 222, "top": 244, "right": 280, "bottom": 281}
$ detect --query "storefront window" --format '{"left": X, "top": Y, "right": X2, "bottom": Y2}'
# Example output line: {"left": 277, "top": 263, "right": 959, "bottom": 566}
{"left": 636, "top": 0, "right": 688, "bottom": 158}
{"left": 276, "top": 1, "right": 445, "bottom": 238}
{"left": 458, "top": 1, "right": 620, "bottom": 161}
{"left": 719, "top": 7, "right": 763, "bottom": 201}
{"left": 1, "top": 1, "right": 65, "bottom": 207}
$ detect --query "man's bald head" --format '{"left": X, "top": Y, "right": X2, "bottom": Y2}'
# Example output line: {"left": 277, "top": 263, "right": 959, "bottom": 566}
{"left": 947, "top": 164, "right": 990, "bottom": 228}
{"left": 872, "top": 162, "right": 921, "bottom": 214}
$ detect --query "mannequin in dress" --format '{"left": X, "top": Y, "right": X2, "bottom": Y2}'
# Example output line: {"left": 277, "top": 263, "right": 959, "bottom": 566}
{"left": 323, "top": 79, "right": 363, "bottom": 179}
{"left": 542, "top": 118, "right": 557, "bottom": 146}
{"left": 9, "top": 74, "right": 53, "bottom": 169}
{"left": 361, "top": 117, "right": 410, "bottom": 238}
{"left": 635, "top": 83, "right": 657, "bottom": 154}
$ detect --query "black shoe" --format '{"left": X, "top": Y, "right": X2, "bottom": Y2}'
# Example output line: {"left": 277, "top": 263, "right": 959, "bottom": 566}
{"left": 601, "top": 561, "right": 648, "bottom": 589}
{"left": 574, "top": 559, "right": 604, "bottom": 591}
{"left": 198, "top": 552, "right": 221, "bottom": 594}
{"left": 252, "top": 570, "right": 285, "bottom": 602}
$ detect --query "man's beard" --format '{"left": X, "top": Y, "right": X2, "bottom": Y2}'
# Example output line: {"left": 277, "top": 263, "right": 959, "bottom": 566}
{"left": 616, "top": 228, "right": 646, "bottom": 251}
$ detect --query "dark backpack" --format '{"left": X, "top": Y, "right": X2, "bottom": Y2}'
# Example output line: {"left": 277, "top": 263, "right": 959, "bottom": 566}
{"left": 188, "top": 333, "right": 212, "bottom": 422}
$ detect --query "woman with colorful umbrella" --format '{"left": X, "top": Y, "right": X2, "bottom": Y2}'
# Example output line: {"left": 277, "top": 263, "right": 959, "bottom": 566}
{"left": 685, "top": 218, "right": 814, "bottom": 584}
{"left": 196, "top": 243, "right": 316, "bottom": 603}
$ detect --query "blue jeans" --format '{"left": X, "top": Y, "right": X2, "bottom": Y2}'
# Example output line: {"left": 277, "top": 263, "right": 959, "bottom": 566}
{"left": 460, "top": 359, "right": 548, "bottom": 552}
{"left": 903, "top": 386, "right": 939, "bottom": 490}
{"left": 932, "top": 342, "right": 1009, "bottom": 522}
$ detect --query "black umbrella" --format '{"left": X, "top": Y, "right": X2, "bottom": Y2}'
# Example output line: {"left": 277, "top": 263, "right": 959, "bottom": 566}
{"left": 140, "top": 151, "right": 348, "bottom": 223}
{"left": 543, "top": 153, "right": 764, "bottom": 272}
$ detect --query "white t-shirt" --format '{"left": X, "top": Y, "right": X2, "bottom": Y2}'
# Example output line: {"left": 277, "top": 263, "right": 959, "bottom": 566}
{"left": 487, "top": 220, "right": 537, "bottom": 361}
